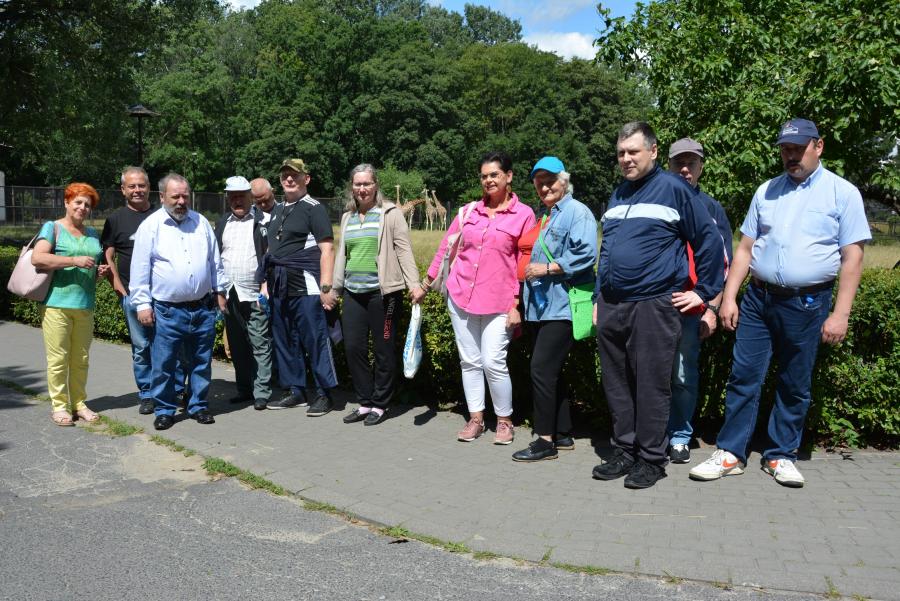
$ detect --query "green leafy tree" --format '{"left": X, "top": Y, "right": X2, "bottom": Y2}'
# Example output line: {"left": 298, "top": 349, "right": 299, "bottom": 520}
{"left": 596, "top": 0, "right": 900, "bottom": 220}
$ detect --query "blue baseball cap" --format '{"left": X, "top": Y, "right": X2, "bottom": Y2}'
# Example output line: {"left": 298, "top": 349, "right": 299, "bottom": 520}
{"left": 530, "top": 156, "right": 565, "bottom": 179}
{"left": 776, "top": 118, "right": 820, "bottom": 145}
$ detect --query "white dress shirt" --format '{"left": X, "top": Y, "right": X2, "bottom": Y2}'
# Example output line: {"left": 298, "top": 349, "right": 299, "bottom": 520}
{"left": 221, "top": 211, "right": 260, "bottom": 302}
{"left": 130, "top": 208, "right": 228, "bottom": 311}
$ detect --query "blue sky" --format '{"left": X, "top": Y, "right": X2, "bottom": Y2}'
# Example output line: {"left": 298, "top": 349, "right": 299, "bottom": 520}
{"left": 229, "top": 1, "right": 638, "bottom": 59}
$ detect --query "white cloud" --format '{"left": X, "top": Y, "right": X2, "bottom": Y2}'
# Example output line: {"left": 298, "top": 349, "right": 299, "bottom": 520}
{"left": 227, "top": 0, "right": 261, "bottom": 10}
{"left": 524, "top": 31, "right": 596, "bottom": 60}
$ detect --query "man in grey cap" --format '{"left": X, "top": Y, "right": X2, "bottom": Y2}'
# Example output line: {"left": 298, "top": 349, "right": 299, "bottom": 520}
{"left": 666, "top": 138, "right": 733, "bottom": 464}
{"left": 690, "top": 118, "right": 871, "bottom": 487}
{"left": 214, "top": 176, "right": 274, "bottom": 410}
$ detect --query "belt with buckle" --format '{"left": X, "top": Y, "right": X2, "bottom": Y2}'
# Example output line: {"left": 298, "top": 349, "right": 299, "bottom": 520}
{"left": 751, "top": 278, "right": 833, "bottom": 297}
{"left": 157, "top": 294, "right": 212, "bottom": 309}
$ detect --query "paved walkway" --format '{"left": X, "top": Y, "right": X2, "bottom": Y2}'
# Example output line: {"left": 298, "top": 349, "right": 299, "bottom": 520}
{"left": 1, "top": 321, "right": 898, "bottom": 600}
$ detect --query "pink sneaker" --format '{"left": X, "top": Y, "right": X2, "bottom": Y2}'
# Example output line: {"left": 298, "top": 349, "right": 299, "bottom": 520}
{"left": 494, "top": 421, "right": 514, "bottom": 445}
{"left": 457, "top": 418, "right": 485, "bottom": 442}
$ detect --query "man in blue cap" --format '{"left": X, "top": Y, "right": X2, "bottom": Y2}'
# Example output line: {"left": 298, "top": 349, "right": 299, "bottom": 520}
{"left": 690, "top": 118, "right": 871, "bottom": 487}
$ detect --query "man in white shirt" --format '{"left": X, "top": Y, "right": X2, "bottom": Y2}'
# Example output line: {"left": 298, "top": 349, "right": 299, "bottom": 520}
{"left": 214, "top": 176, "right": 273, "bottom": 411}
{"left": 131, "top": 173, "right": 228, "bottom": 430}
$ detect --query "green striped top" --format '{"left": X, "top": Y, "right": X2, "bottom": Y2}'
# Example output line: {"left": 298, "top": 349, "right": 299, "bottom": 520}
{"left": 344, "top": 208, "right": 381, "bottom": 293}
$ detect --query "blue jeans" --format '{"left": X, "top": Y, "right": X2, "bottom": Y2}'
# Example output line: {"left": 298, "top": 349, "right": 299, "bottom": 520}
{"left": 122, "top": 294, "right": 154, "bottom": 399}
{"left": 123, "top": 294, "right": 187, "bottom": 399}
{"left": 668, "top": 313, "right": 700, "bottom": 446}
{"left": 150, "top": 300, "right": 216, "bottom": 417}
{"left": 715, "top": 284, "right": 831, "bottom": 463}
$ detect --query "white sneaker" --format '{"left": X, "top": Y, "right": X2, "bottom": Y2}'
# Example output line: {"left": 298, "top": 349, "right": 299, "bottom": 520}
{"left": 688, "top": 449, "right": 744, "bottom": 481}
{"left": 762, "top": 458, "right": 805, "bottom": 488}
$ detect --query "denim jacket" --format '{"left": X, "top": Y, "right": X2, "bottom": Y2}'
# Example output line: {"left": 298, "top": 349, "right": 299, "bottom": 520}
{"left": 524, "top": 194, "right": 598, "bottom": 321}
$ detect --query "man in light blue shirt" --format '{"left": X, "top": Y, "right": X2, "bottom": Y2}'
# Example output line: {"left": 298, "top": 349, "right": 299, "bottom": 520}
{"left": 690, "top": 118, "right": 871, "bottom": 488}
{"left": 131, "top": 173, "right": 228, "bottom": 431}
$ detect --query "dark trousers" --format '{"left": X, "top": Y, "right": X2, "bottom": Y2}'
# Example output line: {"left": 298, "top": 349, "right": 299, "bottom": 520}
{"left": 596, "top": 295, "right": 682, "bottom": 466}
{"left": 224, "top": 288, "right": 273, "bottom": 401}
{"left": 342, "top": 290, "right": 402, "bottom": 409}
{"left": 529, "top": 320, "right": 574, "bottom": 437}
{"left": 271, "top": 294, "right": 338, "bottom": 395}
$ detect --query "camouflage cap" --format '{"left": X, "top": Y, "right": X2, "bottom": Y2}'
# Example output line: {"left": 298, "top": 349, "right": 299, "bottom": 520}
{"left": 279, "top": 158, "right": 309, "bottom": 175}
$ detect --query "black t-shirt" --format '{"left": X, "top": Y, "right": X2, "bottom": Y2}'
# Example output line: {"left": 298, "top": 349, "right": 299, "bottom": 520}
{"left": 266, "top": 195, "right": 332, "bottom": 295}
{"left": 100, "top": 205, "right": 154, "bottom": 291}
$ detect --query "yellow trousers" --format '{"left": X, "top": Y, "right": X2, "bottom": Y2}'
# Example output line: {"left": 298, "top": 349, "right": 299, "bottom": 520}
{"left": 41, "top": 307, "right": 94, "bottom": 413}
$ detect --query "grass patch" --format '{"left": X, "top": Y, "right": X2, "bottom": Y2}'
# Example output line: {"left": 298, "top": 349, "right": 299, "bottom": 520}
{"left": 303, "top": 500, "right": 354, "bottom": 520}
{"left": 94, "top": 414, "right": 143, "bottom": 437}
{"left": 202, "top": 457, "right": 286, "bottom": 495}
{"left": 712, "top": 577, "right": 734, "bottom": 591}
{"left": 662, "top": 570, "right": 683, "bottom": 584}
{"left": 540, "top": 547, "right": 553, "bottom": 563}
{"left": 149, "top": 435, "right": 196, "bottom": 457}
{"left": 825, "top": 576, "right": 842, "bottom": 599}
{"left": 378, "top": 525, "right": 470, "bottom": 554}
{"left": 0, "top": 378, "right": 47, "bottom": 400}
{"left": 472, "top": 550, "right": 502, "bottom": 561}
{"left": 550, "top": 562, "right": 611, "bottom": 576}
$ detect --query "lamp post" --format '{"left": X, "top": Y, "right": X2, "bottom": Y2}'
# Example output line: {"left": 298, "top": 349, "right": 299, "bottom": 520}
{"left": 127, "top": 104, "right": 159, "bottom": 165}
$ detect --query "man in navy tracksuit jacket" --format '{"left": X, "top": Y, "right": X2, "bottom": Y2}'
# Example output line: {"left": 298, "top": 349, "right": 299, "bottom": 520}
{"left": 592, "top": 122, "right": 724, "bottom": 489}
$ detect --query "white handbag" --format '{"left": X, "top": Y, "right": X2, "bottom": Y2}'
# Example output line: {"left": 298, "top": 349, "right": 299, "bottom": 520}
{"left": 402, "top": 304, "right": 423, "bottom": 379}
{"left": 6, "top": 224, "right": 58, "bottom": 302}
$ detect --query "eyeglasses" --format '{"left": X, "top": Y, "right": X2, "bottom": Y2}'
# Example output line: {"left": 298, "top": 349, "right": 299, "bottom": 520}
{"left": 352, "top": 182, "right": 376, "bottom": 189}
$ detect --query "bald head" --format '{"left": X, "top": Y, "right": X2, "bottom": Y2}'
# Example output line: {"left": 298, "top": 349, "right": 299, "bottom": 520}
{"left": 250, "top": 178, "right": 275, "bottom": 213}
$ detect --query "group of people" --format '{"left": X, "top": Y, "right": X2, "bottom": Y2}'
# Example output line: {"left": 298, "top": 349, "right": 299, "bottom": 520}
{"left": 33, "top": 118, "right": 870, "bottom": 490}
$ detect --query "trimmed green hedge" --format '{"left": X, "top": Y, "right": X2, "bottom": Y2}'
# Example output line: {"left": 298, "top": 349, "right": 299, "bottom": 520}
{"left": 2, "top": 244, "right": 897, "bottom": 447}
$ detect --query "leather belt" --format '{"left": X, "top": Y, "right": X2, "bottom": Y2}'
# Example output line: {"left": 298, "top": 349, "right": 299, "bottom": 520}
{"left": 751, "top": 278, "right": 833, "bottom": 297}
{"left": 157, "top": 294, "right": 212, "bottom": 309}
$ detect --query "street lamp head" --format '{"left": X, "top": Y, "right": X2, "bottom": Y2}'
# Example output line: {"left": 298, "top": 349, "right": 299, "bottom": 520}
{"left": 127, "top": 104, "right": 159, "bottom": 118}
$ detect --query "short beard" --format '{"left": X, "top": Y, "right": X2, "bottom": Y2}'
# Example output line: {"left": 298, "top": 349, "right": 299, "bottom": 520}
{"left": 165, "top": 206, "right": 187, "bottom": 222}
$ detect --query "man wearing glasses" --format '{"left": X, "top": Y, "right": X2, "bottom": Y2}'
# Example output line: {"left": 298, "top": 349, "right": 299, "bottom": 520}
{"left": 260, "top": 159, "right": 338, "bottom": 415}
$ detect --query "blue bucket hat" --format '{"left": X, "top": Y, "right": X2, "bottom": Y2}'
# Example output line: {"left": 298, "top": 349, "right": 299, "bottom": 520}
{"left": 530, "top": 156, "right": 565, "bottom": 180}
{"left": 776, "top": 118, "right": 820, "bottom": 145}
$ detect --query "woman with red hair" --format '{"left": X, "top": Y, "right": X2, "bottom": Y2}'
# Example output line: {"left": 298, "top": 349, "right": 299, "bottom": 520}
{"left": 32, "top": 183, "right": 109, "bottom": 426}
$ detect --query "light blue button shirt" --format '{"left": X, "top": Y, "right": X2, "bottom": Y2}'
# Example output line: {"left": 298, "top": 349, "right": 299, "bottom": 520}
{"left": 524, "top": 194, "right": 598, "bottom": 321}
{"left": 741, "top": 163, "right": 871, "bottom": 287}
{"left": 130, "top": 208, "right": 228, "bottom": 311}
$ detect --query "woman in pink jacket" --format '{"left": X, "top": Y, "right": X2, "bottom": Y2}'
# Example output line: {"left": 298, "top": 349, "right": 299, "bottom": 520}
{"left": 412, "top": 151, "right": 536, "bottom": 444}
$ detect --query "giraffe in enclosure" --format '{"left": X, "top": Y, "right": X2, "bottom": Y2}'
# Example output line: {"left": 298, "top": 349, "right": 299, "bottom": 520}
{"left": 395, "top": 185, "right": 401, "bottom": 204}
{"left": 430, "top": 190, "right": 447, "bottom": 230}
{"left": 401, "top": 197, "right": 425, "bottom": 229}
{"left": 423, "top": 187, "right": 437, "bottom": 230}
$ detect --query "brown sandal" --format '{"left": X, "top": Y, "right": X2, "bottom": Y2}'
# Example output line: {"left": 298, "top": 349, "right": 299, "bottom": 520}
{"left": 75, "top": 407, "right": 100, "bottom": 423}
{"left": 51, "top": 411, "right": 74, "bottom": 427}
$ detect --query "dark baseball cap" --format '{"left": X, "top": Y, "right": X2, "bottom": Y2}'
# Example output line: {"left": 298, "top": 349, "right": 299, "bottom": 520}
{"left": 668, "top": 138, "right": 704, "bottom": 159}
{"left": 776, "top": 118, "right": 820, "bottom": 145}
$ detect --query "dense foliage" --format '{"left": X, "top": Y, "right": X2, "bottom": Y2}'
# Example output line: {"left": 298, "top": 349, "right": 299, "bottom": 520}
{"left": 2, "top": 245, "right": 897, "bottom": 448}
{"left": 1, "top": 0, "right": 648, "bottom": 212}
{"left": 595, "top": 0, "right": 900, "bottom": 224}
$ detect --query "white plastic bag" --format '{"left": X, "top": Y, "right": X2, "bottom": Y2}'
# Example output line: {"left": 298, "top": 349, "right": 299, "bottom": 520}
{"left": 403, "top": 304, "right": 423, "bottom": 379}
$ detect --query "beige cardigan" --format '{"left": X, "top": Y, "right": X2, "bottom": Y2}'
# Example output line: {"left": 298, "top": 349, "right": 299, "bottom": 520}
{"left": 333, "top": 201, "right": 421, "bottom": 295}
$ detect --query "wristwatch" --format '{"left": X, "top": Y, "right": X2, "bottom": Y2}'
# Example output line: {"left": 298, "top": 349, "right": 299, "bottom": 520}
{"left": 706, "top": 303, "right": 719, "bottom": 316}
{"left": 320, "top": 284, "right": 332, "bottom": 293}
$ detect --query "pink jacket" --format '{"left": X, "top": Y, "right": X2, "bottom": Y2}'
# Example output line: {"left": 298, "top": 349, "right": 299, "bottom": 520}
{"left": 427, "top": 193, "right": 536, "bottom": 315}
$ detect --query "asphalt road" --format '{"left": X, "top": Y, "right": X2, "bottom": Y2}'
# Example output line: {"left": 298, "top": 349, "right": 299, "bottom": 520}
{"left": 0, "top": 388, "right": 829, "bottom": 601}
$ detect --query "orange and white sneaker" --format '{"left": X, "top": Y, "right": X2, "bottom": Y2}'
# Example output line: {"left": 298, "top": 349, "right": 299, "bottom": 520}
{"left": 689, "top": 449, "right": 745, "bottom": 481}
{"left": 762, "top": 458, "right": 805, "bottom": 488}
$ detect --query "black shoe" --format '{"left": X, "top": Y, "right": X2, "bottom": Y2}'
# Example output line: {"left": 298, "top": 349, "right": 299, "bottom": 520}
{"left": 267, "top": 392, "right": 305, "bottom": 410}
{"left": 669, "top": 443, "right": 691, "bottom": 464}
{"left": 592, "top": 448, "right": 635, "bottom": 480}
{"left": 228, "top": 394, "right": 252, "bottom": 405}
{"left": 624, "top": 458, "right": 666, "bottom": 489}
{"left": 190, "top": 409, "right": 215, "bottom": 425}
{"left": 253, "top": 398, "right": 268, "bottom": 411}
{"left": 554, "top": 436, "right": 575, "bottom": 451}
{"left": 364, "top": 410, "right": 387, "bottom": 426}
{"left": 343, "top": 408, "right": 367, "bottom": 423}
{"left": 306, "top": 395, "right": 332, "bottom": 417}
{"left": 512, "top": 438, "right": 558, "bottom": 462}
{"left": 139, "top": 399, "right": 155, "bottom": 415}
{"left": 153, "top": 414, "right": 174, "bottom": 431}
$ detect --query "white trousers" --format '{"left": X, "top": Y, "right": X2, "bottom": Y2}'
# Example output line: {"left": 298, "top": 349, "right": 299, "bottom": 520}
{"left": 447, "top": 297, "right": 512, "bottom": 417}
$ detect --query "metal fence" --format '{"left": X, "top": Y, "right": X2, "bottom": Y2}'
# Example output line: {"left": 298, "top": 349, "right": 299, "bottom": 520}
{"left": 0, "top": 185, "right": 344, "bottom": 226}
